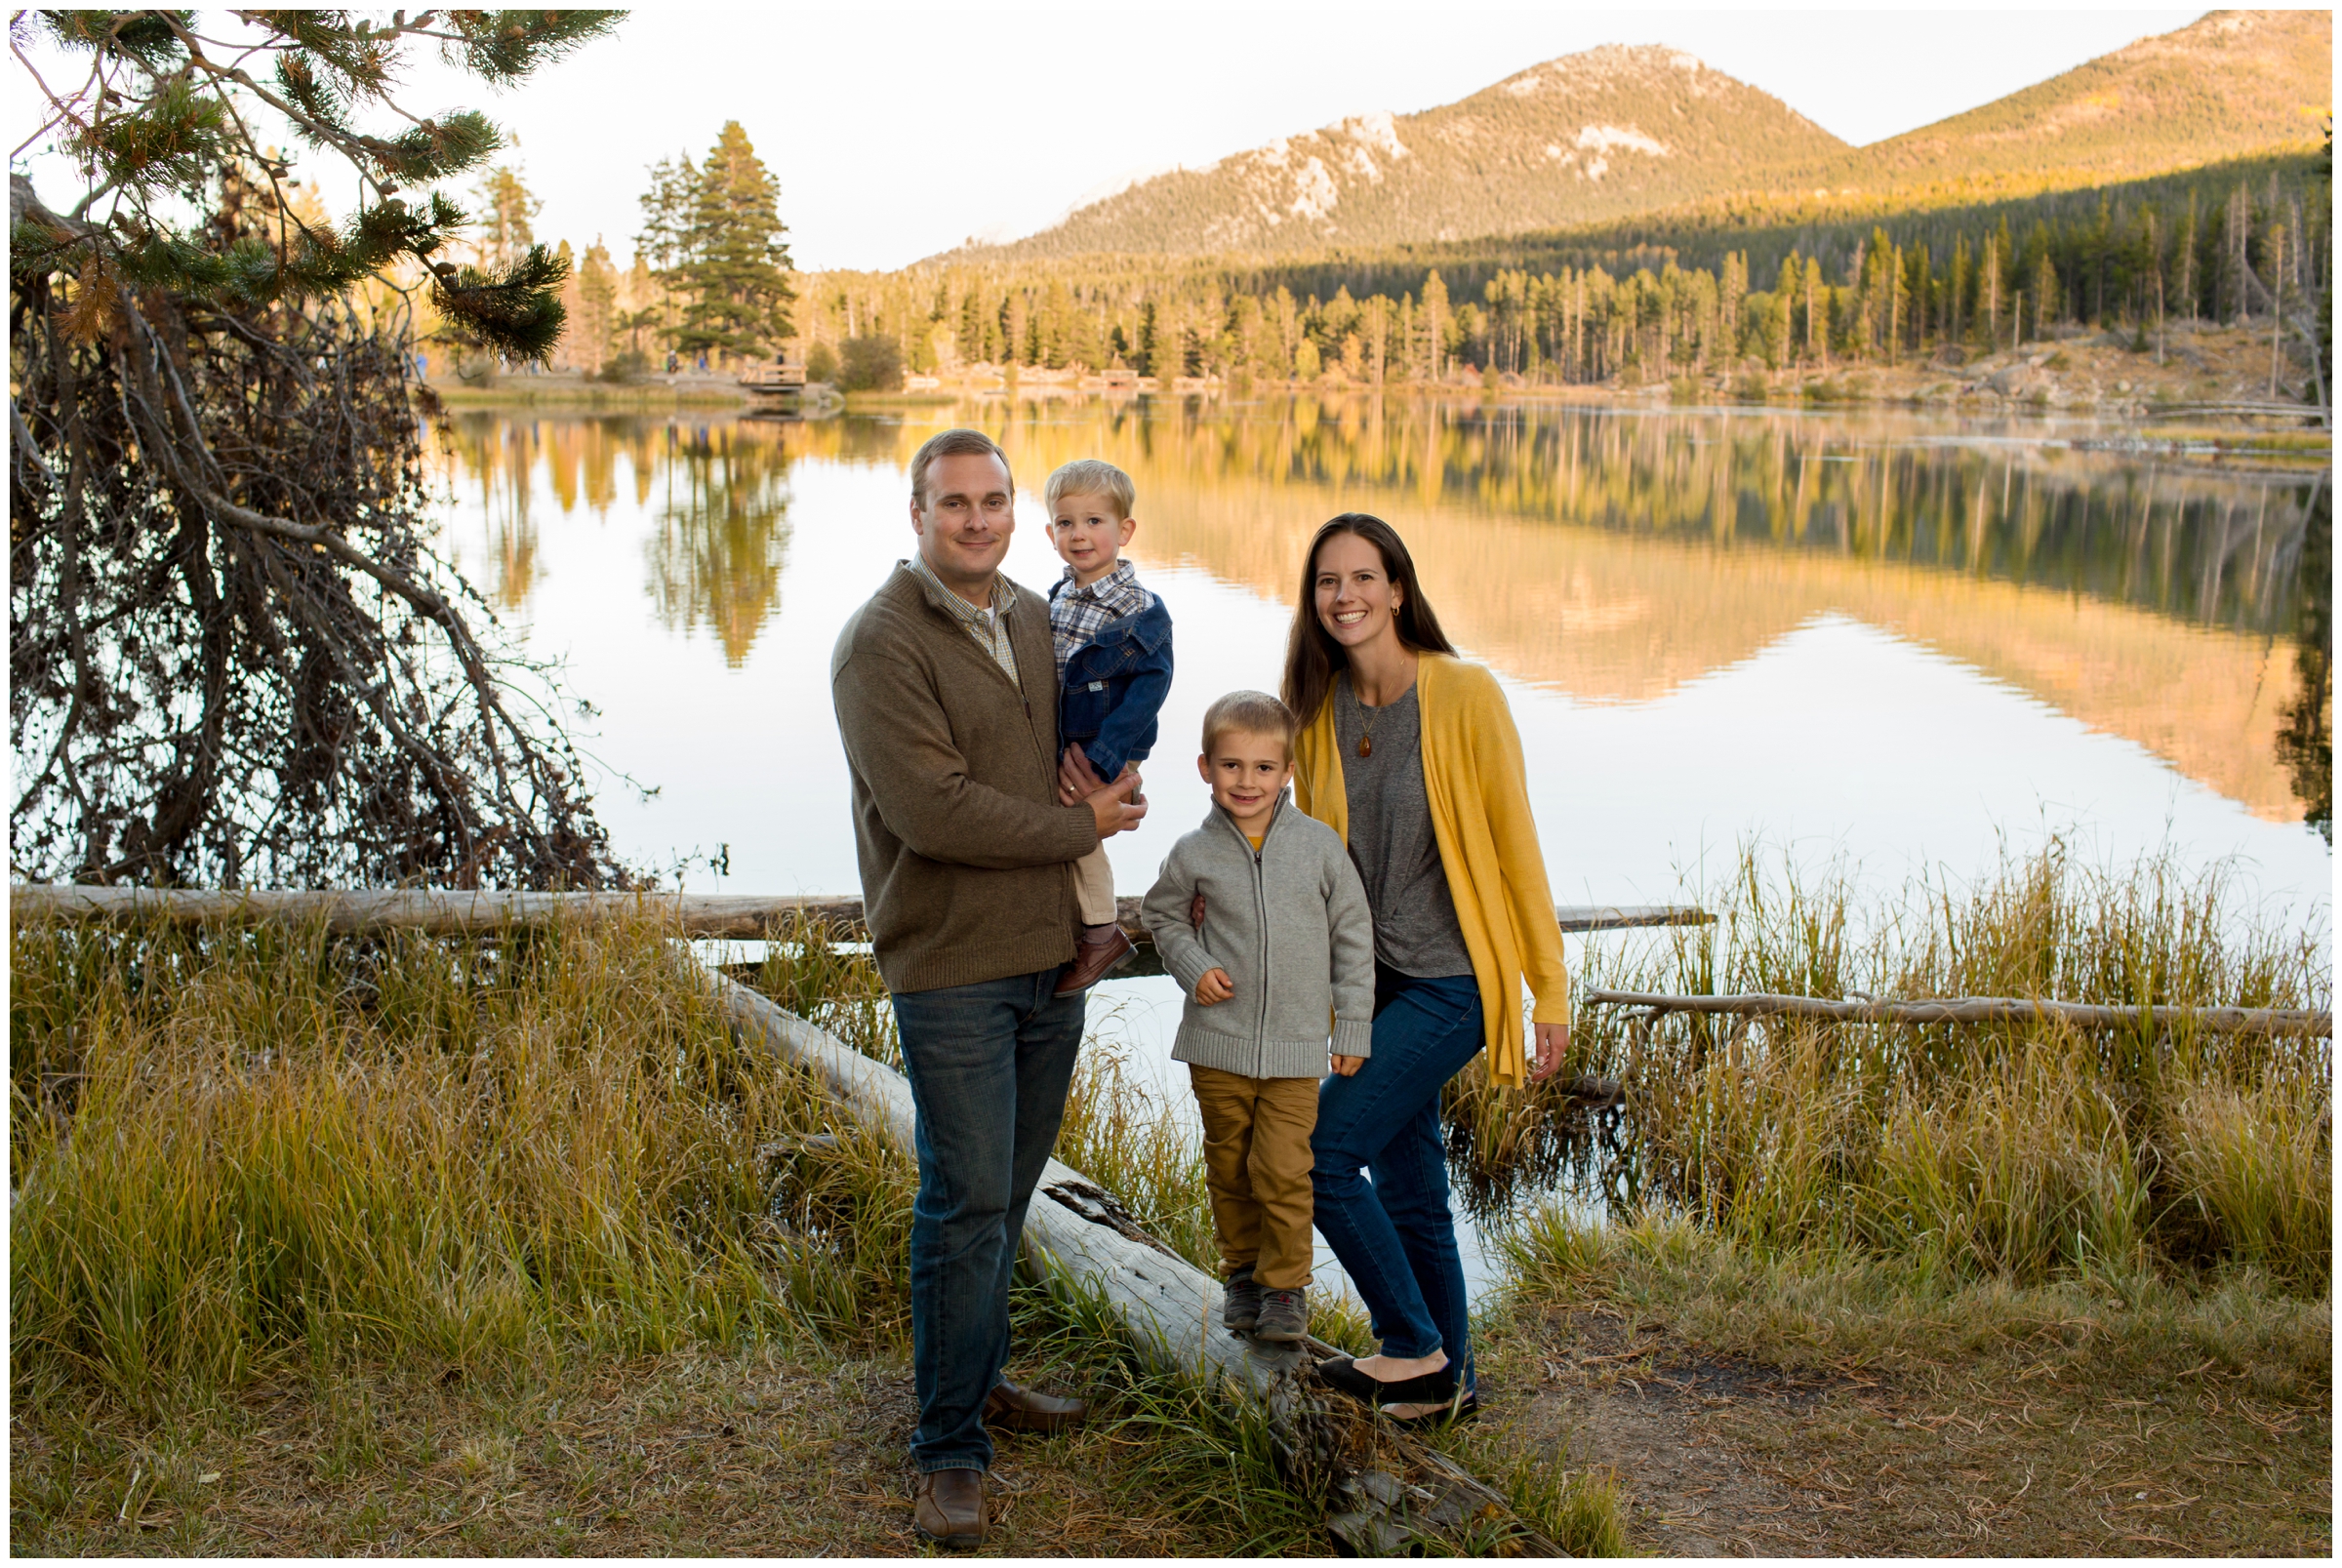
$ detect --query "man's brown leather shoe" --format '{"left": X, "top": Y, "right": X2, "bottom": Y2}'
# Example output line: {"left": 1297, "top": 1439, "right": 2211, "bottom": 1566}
{"left": 913, "top": 1467, "right": 987, "bottom": 1548}
{"left": 1052, "top": 925, "right": 1134, "bottom": 995}
{"left": 984, "top": 1378, "right": 1090, "bottom": 1433}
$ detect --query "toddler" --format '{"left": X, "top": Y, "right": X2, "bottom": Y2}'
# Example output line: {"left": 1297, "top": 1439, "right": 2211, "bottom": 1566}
{"left": 1140, "top": 691, "right": 1375, "bottom": 1343}
{"left": 1047, "top": 459, "right": 1174, "bottom": 994}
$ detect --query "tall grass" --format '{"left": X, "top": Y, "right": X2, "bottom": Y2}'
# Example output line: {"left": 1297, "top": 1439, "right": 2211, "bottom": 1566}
{"left": 9, "top": 913, "right": 915, "bottom": 1407}
{"left": 1449, "top": 841, "right": 2332, "bottom": 1290}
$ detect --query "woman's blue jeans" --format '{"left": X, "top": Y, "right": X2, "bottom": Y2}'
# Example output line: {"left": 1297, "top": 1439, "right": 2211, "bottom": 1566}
{"left": 890, "top": 969, "right": 1086, "bottom": 1474}
{"left": 1311, "top": 967, "right": 1483, "bottom": 1387}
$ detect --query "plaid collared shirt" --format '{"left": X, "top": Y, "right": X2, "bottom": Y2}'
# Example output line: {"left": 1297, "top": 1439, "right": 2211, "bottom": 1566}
{"left": 907, "top": 552, "right": 1020, "bottom": 687}
{"left": 1049, "top": 560, "right": 1153, "bottom": 679}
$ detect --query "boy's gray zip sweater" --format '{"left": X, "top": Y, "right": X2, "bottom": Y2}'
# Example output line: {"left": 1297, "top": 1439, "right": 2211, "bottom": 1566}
{"left": 1139, "top": 791, "right": 1377, "bottom": 1078}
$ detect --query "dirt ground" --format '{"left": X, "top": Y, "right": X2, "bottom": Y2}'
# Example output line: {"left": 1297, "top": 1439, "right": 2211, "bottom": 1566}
{"left": 1472, "top": 1306, "right": 2332, "bottom": 1557}
{"left": 8, "top": 1348, "right": 1282, "bottom": 1557}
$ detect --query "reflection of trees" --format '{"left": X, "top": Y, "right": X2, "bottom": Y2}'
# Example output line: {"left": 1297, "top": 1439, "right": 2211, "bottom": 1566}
{"left": 645, "top": 423, "right": 794, "bottom": 665}
{"left": 905, "top": 397, "right": 2318, "bottom": 822}
{"left": 436, "top": 415, "right": 664, "bottom": 611}
{"left": 440, "top": 412, "right": 543, "bottom": 608}
{"left": 942, "top": 399, "right": 2317, "bottom": 637}
{"left": 2276, "top": 479, "right": 2332, "bottom": 842}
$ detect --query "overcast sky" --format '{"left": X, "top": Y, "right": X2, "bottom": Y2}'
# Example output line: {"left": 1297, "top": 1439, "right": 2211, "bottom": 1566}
{"left": 14, "top": 8, "right": 2209, "bottom": 272}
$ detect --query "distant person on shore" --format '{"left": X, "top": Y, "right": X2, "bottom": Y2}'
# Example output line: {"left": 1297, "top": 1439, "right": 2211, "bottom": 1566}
{"left": 829, "top": 427, "right": 1148, "bottom": 1548}
{"left": 1043, "top": 459, "right": 1174, "bottom": 994}
{"left": 1141, "top": 690, "right": 1375, "bottom": 1347}
{"left": 1287, "top": 512, "right": 1571, "bottom": 1427}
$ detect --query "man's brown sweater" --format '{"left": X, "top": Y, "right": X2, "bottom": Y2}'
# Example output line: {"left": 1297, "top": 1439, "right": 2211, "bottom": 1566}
{"left": 830, "top": 561, "right": 1102, "bottom": 994}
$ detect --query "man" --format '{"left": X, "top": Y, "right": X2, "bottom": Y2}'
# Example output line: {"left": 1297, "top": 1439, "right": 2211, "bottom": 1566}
{"left": 830, "top": 427, "right": 1148, "bottom": 1548}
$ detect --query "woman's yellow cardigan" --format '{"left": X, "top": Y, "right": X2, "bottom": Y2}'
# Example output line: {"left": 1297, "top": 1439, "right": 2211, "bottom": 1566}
{"left": 1293, "top": 654, "right": 1569, "bottom": 1089}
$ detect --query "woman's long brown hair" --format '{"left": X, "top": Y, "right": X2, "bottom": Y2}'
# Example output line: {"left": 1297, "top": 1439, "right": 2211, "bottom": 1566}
{"left": 1280, "top": 513, "right": 1457, "bottom": 729}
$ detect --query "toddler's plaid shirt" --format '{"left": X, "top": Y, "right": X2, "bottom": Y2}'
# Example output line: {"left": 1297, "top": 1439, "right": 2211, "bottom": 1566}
{"left": 1049, "top": 560, "right": 1152, "bottom": 680}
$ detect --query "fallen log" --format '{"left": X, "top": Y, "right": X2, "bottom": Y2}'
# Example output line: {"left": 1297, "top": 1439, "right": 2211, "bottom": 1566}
{"left": 11, "top": 884, "right": 1712, "bottom": 970}
{"left": 701, "top": 955, "right": 1559, "bottom": 1555}
{"left": 1583, "top": 986, "right": 2331, "bottom": 1036}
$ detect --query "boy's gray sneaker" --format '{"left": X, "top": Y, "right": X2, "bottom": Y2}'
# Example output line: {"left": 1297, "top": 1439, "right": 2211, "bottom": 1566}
{"left": 1221, "top": 1266, "right": 1262, "bottom": 1334}
{"left": 1254, "top": 1287, "right": 1308, "bottom": 1345}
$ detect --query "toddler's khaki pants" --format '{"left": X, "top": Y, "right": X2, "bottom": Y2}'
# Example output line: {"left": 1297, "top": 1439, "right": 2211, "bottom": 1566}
{"left": 1189, "top": 1065, "right": 1317, "bottom": 1291}
{"left": 1071, "top": 842, "right": 1117, "bottom": 926}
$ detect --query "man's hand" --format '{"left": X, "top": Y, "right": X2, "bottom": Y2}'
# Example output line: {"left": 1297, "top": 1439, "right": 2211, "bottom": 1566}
{"left": 1330, "top": 1054, "right": 1365, "bottom": 1077}
{"left": 1188, "top": 892, "right": 1206, "bottom": 931}
{"left": 1087, "top": 767, "right": 1147, "bottom": 839}
{"left": 1059, "top": 742, "right": 1106, "bottom": 805}
{"left": 1527, "top": 1021, "right": 1570, "bottom": 1082}
{"left": 1194, "top": 968, "right": 1233, "bottom": 1006}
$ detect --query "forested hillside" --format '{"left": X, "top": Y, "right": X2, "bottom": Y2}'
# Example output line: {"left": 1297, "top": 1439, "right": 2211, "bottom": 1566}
{"left": 958, "top": 11, "right": 2326, "bottom": 264}
{"left": 1815, "top": 10, "right": 2329, "bottom": 200}
{"left": 799, "top": 154, "right": 2327, "bottom": 401}
{"left": 975, "top": 46, "right": 1844, "bottom": 261}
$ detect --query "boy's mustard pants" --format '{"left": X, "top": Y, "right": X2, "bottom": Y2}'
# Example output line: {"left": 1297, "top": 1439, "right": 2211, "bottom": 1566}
{"left": 1189, "top": 1065, "right": 1317, "bottom": 1291}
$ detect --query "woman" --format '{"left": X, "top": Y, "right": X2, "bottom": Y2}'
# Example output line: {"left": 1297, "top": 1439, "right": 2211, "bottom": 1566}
{"left": 1284, "top": 513, "right": 1569, "bottom": 1426}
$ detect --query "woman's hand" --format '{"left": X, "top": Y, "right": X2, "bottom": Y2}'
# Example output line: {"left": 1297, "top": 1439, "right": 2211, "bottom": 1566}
{"left": 1527, "top": 1021, "right": 1570, "bottom": 1082}
{"left": 1194, "top": 968, "right": 1233, "bottom": 1006}
{"left": 1330, "top": 1054, "right": 1365, "bottom": 1077}
{"left": 1059, "top": 742, "right": 1107, "bottom": 804}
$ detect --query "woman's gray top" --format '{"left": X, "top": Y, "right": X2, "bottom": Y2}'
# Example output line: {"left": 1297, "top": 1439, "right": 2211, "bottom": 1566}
{"left": 1332, "top": 674, "right": 1474, "bottom": 979}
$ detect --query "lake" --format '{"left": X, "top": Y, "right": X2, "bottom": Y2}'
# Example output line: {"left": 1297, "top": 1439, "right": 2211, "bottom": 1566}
{"left": 433, "top": 394, "right": 2331, "bottom": 1291}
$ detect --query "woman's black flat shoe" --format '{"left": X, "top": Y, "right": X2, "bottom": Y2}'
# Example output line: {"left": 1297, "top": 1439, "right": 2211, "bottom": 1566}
{"left": 1314, "top": 1356, "right": 1460, "bottom": 1408}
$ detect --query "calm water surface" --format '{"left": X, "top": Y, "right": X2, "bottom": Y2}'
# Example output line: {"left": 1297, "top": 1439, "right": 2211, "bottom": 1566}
{"left": 435, "top": 396, "right": 2331, "bottom": 1294}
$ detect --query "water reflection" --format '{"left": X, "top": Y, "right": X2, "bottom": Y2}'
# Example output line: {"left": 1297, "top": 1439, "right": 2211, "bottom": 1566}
{"left": 644, "top": 424, "right": 795, "bottom": 667}
{"left": 2277, "top": 480, "right": 2333, "bottom": 840}
{"left": 429, "top": 398, "right": 2326, "bottom": 829}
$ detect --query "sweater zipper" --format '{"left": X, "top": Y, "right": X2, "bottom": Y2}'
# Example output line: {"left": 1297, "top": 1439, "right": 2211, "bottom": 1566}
{"left": 1245, "top": 800, "right": 1277, "bottom": 1074}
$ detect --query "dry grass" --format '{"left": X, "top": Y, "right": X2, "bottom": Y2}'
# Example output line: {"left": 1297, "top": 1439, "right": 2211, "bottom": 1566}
{"left": 1470, "top": 1206, "right": 2330, "bottom": 1555}
{"left": 6, "top": 913, "right": 1344, "bottom": 1555}
{"left": 11, "top": 911, "right": 1596, "bottom": 1555}
{"left": 1446, "top": 839, "right": 2332, "bottom": 1291}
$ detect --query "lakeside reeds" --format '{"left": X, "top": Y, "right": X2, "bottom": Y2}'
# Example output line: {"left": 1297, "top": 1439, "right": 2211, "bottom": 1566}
{"left": 1446, "top": 840, "right": 2332, "bottom": 1290}
{"left": 10, "top": 915, "right": 810, "bottom": 1404}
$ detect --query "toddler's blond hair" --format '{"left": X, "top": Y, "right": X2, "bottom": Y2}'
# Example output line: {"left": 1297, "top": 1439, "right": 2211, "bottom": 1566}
{"left": 1044, "top": 459, "right": 1136, "bottom": 519}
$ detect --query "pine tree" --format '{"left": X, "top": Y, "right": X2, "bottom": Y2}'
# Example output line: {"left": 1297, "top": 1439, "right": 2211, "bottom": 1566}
{"left": 676, "top": 123, "right": 794, "bottom": 364}
{"left": 635, "top": 153, "right": 699, "bottom": 355}
{"left": 10, "top": 10, "right": 622, "bottom": 889}
{"left": 578, "top": 238, "right": 621, "bottom": 373}
{"left": 474, "top": 165, "right": 541, "bottom": 272}
{"left": 1135, "top": 301, "right": 1160, "bottom": 377}
{"left": 1422, "top": 271, "right": 1450, "bottom": 381}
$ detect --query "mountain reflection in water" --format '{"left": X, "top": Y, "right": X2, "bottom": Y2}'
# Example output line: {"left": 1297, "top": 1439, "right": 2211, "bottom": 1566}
{"left": 433, "top": 399, "right": 2326, "bottom": 831}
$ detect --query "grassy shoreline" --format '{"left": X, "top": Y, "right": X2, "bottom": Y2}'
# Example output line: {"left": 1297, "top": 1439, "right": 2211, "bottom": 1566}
{"left": 11, "top": 844, "right": 2328, "bottom": 1554}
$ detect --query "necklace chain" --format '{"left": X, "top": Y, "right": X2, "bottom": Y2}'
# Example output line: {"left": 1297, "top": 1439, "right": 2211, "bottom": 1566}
{"left": 1353, "top": 680, "right": 1390, "bottom": 759}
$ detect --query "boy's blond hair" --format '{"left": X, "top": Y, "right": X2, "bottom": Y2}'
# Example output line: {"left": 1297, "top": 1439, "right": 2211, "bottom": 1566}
{"left": 1044, "top": 459, "right": 1136, "bottom": 519}
{"left": 1201, "top": 691, "right": 1297, "bottom": 758}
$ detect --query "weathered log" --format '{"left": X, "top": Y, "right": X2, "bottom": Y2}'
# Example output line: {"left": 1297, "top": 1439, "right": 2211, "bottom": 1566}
{"left": 10, "top": 882, "right": 1710, "bottom": 953}
{"left": 1584, "top": 986, "right": 2331, "bottom": 1037}
{"left": 699, "top": 955, "right": 1559, "bottom": 1555}
{"left": 6, "top": 885, "right": 868, "bottom": 938}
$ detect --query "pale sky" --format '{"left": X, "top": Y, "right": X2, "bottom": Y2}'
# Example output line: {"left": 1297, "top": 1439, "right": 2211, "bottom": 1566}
{"left": 13, "top": 8, "right": 2209, "bottom": 272}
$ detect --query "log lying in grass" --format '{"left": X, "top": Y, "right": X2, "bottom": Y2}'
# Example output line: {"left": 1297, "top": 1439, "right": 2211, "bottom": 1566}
{"left": 6, "top": 885, "right": 871, "bottom": 937}
{"left": 699, "top": 955, "right": 1558, "bottom": 1556}
{"left": 1584, "top": 986, "right": 2332, "bottom": 1037}
{"left": 10, "top": 884, "right": 1711, "bottom": 963}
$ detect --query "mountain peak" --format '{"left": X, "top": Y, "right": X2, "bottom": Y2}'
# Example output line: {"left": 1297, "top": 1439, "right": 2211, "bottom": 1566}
{"left": 969, "top": 43, "right": 1845, "bottom": 261}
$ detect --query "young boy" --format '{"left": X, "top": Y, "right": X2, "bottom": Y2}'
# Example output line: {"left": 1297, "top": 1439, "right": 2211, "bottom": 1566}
{"left": 1140, "top": 691, "right": 1376, "bottom": 1344}
{"left": 1046, "top": 459, "right": 1175, "bottom": 995}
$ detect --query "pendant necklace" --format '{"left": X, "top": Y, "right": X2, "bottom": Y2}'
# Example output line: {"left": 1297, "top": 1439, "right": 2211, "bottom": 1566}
{"left": 1355, "top": 690, "right": 1387, "bottom": 758}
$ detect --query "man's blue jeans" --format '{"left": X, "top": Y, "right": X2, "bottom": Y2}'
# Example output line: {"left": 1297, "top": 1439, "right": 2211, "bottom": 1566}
{"left": 890, "top": 969, "right": 1086, "bottom": 1474}
{"left": 1311, "top": 967, "right": 1483, "bottom": 1389}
